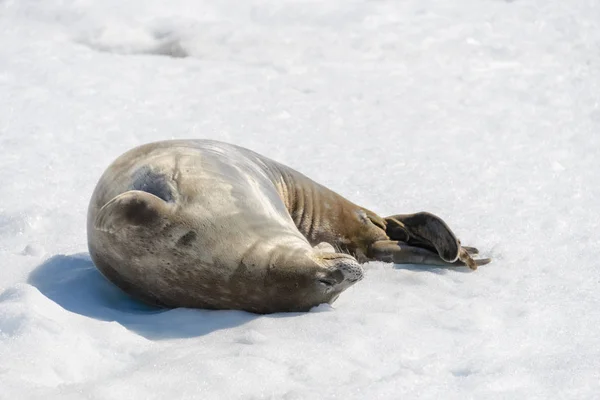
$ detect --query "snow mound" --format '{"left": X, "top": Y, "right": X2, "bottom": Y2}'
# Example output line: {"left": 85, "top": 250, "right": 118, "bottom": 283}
{"left": 79, "top": 23, "right": 190, "bottom": 58}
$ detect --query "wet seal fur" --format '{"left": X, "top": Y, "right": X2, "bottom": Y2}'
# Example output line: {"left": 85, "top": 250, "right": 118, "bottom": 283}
{"left": 87, "top": 140, "right": 490, "bottom": 313}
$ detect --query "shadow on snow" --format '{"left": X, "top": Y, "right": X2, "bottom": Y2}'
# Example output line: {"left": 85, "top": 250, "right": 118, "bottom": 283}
{"left": 27, "top": 253, "right": 265, "bottom": 340}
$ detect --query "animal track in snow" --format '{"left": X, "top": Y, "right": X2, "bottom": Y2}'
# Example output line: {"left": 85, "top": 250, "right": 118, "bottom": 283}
{"left": 78, "top": 23, "right": 189, "bottom": 58}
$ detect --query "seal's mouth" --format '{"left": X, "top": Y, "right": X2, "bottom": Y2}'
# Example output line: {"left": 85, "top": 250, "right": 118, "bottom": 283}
{"left": 317, "top": 277, "right": 341, "bottom": 294}
{"left": 318, "top": 278, "right": 337, "bottom": 287}
{"left": 319, "top": 253, "right": 356, "bottom": 261}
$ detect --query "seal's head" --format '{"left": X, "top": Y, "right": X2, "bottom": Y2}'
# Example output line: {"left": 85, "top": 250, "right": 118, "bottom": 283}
{"left": 257, "top": 249, "right": 363, "bottom": 313}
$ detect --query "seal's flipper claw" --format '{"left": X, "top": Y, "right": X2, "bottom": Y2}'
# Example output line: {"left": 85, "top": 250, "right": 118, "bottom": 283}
{"left": 475, "top": 258, "right": 492, "bottom": 266}
{"left": 462, "top": 246, "right": 479, "bottom": 255}
{"left": 94, "top": 190, "right": 173, "bottom": 234}
{"left": 450, "top": 247, "right": 490, "bottom": 270}
{"left": 457, "top": 247, "right": 478, "bottom": 270}
{"left": 455, "top": 247, "right": 490, "bottom": 270}
{"left": 452, "top": 256, "right": 492, "bottom": 269}
{"left": 385, "top": 212, "right": 460, "bottom": 262}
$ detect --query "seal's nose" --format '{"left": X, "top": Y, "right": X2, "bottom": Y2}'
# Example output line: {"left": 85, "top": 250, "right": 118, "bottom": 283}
{"left": 338, "top": 260, "right": 364, "bottom": 283}
{"left": 318, "top": 255, "right": 363, "bottom": 289}
{"left": 318, "top": 258, "right": 363, "bottom": 290}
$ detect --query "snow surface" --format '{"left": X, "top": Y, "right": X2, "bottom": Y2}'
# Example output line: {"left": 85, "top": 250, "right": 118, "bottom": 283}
{"left": 1, "top": 0, "right": 599, "bottom": 398}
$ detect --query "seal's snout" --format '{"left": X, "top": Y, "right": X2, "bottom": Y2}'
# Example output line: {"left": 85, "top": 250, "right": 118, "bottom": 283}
{"left": 321, "top": 255, "right": 363, "bottom": 288}
{"left": 339, "top": 260, "right": 364, "bottom": 283}
{"left": 314, "top": 254, "right": 363, "bottom": 296}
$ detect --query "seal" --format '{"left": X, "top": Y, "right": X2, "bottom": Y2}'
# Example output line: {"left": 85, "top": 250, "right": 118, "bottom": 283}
{"left": 87, "top": 140, "right": 490, "bottom": 313}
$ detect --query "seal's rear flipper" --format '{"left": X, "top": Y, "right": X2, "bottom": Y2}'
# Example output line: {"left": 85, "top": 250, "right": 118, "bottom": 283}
{"left": 369, "top": 240, "right": 490, "bottom": 270}
{"left": 385, "top": 212, "right": 461, "bottom": 263}
{"left": 95, "top": 190, "right": 174, "bottom": 234}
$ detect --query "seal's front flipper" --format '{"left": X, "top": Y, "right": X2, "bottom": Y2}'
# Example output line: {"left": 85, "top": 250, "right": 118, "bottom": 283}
{"left": 385, "top": 212, "right": 460, "bottom": 262}
{"left": 369, "top": 240, "right": 490, "bottom": 269}
{"left": 95, "top": 190, "right": 175, "bottom": 234}
{"left": 369, "top": 240, "right": 452, "bottom": 266}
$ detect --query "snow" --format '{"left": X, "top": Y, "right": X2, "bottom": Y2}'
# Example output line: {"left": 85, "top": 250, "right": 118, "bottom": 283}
{"left": 1, "top": 0, "right": 599, "bottom": 398}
